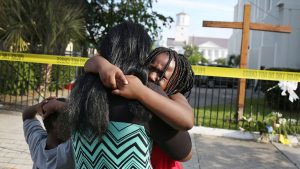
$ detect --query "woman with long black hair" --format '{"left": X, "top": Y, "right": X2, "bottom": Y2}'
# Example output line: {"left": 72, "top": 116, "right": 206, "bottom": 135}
{"left": 64, "top": 22, "right": 192, "bottom": 168}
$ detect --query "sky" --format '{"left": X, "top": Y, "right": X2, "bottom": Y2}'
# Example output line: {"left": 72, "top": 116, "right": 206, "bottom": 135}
{"left": 152, "top": 0, "right": 238, "bottom": 40}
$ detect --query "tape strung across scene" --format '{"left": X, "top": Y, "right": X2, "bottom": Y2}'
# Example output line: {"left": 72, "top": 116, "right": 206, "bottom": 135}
{"left": 192, "top": 65, "right": 300, "bottom": 82}
{"left": 1, "top": 51, "right": 300, "bottom": 82}
{"left": 0, "top": 51, "right": 88, "bottom": 67}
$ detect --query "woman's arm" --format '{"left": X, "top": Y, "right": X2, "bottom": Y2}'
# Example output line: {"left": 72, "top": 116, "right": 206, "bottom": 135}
{"left": 113, "top": 75, "right": 194, "bottom": 130}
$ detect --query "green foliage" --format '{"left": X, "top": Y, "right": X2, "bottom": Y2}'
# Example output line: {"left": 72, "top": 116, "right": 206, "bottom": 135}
{"left": 183, "top": 45, "right": 207, "bottom": 65}
{"left": 85, "top": 0, "right": 173, "bottom": 47}
{"left": 227, "top": 54, "right": 240, "bottom": 67}
{"left": 0, "top": 0, "right": 86, "bottom": 54}
{"left": 0, "top": 63, "right": 77, "bottom": 94}
{"left": 214, "top": 57, "right": 226, "bottom": 65}
{"left": 48, "top": 65, "right": 77, "bottom": 91}
{"left": 260, "top": 68, "right": 300, "bottom": 111}
{"left": 188, "top": 54, "right": 201, "bottom": 65}
{"left": 0, "top": 61, "right": 38, "bottom": 95}
{"left": 194, "top": 97, "right": 300, "bottom": 134}
{"left": 0, "top": 0, "right": 85, "bottom": 96}
{"left": 256, "top": 121, "right": 268, "bottom": 134}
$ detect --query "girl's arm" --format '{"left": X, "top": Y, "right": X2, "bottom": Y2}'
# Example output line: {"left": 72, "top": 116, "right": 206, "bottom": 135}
{"left": 85, "top": 55, "right": 194, "bottom": 130}
{"left": 84, "top": 55, "right": 128, "bottom": 89}
{"left": 150, "top": 117, "right": 192, "bottom": 161}
{"left": 113, "top": 75, "right": 194, "bottom": 130}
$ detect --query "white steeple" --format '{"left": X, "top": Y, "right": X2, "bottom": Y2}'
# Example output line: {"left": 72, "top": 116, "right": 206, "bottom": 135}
{"left": 175, "top": 12, "right": 190, "bottom": 42}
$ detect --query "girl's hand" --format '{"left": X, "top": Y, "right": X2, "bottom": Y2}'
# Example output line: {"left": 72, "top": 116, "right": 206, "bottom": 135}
{"left": 84, "top": 55, "right": 128, "bottom": 89}
{"left": 36, "top": 99, "right": 49, "bottom": 116}
{"left": 112, "top": 75, "right": 145, "bottom": 100}
{"left": 100, "top": 64, "right": 128, "bottom": 89}
{"left": 40, "top": 98, "right": 66, "bottom": 120}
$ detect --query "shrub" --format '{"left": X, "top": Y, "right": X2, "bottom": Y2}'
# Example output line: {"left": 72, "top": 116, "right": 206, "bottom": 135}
{"left": 48, "top": 65, "right": 77, "bottom": 91}
{"left": 260, "top": 68, "right": 300, "bottom": 111}
{"left": 0, "top": 61, "right": 40, "bottom": 95}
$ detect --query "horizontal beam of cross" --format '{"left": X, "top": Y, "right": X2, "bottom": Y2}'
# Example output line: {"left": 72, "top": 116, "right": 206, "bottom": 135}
{"left": 203, "top": 21, "right": 292, "bottom": 33}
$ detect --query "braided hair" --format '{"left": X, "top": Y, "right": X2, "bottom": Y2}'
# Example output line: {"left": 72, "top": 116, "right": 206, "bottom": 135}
{"left": 145, "top": 47, "right": 194, "bottom": 97}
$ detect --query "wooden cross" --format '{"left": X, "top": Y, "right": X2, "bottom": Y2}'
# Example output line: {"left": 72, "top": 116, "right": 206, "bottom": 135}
{"left": 202, "top": 4, "right": 292, "bottom": 121}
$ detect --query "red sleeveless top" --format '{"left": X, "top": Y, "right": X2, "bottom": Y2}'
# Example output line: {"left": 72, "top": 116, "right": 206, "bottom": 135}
{"left": 151, "top": 143, "right": 183, "bottom": 169}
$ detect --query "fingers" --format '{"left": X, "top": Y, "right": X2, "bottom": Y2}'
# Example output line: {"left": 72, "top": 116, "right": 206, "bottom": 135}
{"left": 40, "top": 97, "right": 64, "bottom": 120}
{"left": 102, "top": 69, "right": 128, "bottom": 89}
{"left": 112, "top": 71, "right": 127, "bottom": 89}
{"left": 108, "top": 76, "right": 118, "bottom": 89}
{"left": 116, "top": 71, "right": 128, "bottom": 85}
{"left": 111, "top": 89, "right": 120, "bottom": 95}
{"left": 41, "top": 111, "right": 50, "bottom": 120}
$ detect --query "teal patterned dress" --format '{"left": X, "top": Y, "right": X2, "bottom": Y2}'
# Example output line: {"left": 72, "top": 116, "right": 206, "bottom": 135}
{"left": 72, "top": 121, "right": 153, "bottom": 169}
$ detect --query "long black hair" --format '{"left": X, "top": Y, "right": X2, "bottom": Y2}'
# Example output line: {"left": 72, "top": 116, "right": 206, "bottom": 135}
{"left": 145, "top": 47, "right": 194, "bottom": 97}
{"left": 66, "top": 22, "right": 152, "bottom": 137}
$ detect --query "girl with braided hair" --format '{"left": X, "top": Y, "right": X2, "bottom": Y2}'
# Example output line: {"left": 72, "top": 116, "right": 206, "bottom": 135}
{"left": 66, "top": 22, "right": 192, "bottom": 169}
{"left": 85, "top": 47, "right": 195, "bottom": 169}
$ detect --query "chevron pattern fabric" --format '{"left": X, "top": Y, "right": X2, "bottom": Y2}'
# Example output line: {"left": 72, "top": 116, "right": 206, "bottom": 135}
{"left": 72, "top": 121, "right": 153, "bottom": 169}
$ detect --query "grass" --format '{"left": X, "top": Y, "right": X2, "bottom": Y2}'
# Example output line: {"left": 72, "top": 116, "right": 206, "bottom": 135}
{"left": 193, "top": 98, "right": 300, "bottom": 134}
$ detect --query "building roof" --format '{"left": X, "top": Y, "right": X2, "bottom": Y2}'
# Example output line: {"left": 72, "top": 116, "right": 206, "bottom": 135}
{"left": 188, "top": 36, "right": 228, "bottom": 48}
{"left": 176, "top": 12, "right": 187, "bottom": 16}
{"left": 166, "top": 38, "right": 186, "bottom": 47}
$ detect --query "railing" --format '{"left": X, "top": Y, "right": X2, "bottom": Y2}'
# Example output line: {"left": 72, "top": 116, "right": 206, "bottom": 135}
{"left": 190, "top": 75, "right": 300, "bottom": 134}
{"left": 0, "top": 59, "right": 299, "bottom": 134}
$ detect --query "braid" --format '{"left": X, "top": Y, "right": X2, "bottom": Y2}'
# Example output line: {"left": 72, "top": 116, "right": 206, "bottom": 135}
{"left": 146, "top": 47, "right": 194, "bottom": 97}
{"left": 146, "top": 47, "right": 170, "bottom": 64}
{"left": 166, "top": 53, "right": 194, "bottom": 97}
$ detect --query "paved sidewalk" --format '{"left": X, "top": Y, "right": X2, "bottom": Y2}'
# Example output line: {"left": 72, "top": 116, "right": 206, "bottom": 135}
{"left": 0, "top": 111, "right": 32, "bottom": 169}
{"left": 0, "top": 110, "right": 299, "bottom": 169}
{"left": 182, "top": 134, "right": 299, "bottom": 169}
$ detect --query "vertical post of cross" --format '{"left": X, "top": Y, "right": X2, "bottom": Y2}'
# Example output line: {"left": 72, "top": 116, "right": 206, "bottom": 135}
{"left": 202, "top": 3, "right": 291, "bottom": 123}
{"left": 236, "top": 4, "right": 251, "bottom": 121}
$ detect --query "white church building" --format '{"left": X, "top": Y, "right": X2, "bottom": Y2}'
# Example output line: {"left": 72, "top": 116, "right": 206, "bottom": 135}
{"left": 229, "top": 0, "right": 300, "bottom": 69}
{"left": 166, "top": 12, "right": 229, "bottom": 63}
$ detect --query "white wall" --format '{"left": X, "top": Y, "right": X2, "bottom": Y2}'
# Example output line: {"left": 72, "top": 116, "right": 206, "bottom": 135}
{"left": 199, "top": 47, "right": 228, "bottom": 62}
{"left": 229, "top": 0, "right": 300, "bottom": 69}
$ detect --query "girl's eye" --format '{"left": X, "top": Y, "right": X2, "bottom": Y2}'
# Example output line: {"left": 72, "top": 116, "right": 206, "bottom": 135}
{"left": 161, "top": 77, "right": 167, "bottom": 81}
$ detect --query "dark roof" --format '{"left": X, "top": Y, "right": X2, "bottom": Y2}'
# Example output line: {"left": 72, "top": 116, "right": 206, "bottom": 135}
{"left": 188, "top": 36, "right": 228, "bottom": 48}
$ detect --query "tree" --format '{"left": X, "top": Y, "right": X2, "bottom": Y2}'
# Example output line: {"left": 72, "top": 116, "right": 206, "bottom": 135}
{"left": 0, "top": 0, "right": 85, "bottom": 96}
{"left": 214, "top": 57, "right": 226, "bottom": 65}
{"left": 227, "top": 54, "right": 240, "bottom": 67}
{"left": 183, "top": 45, "right": 208, "bottom": 65}
{"left": 84, "top": 0, "right": 173, "bottom": 49}
{"left": 0, "top": 0, "right": 85, "bottom": 55}
{"left": 0, "top": 0, "right": 173, "bottom": 96}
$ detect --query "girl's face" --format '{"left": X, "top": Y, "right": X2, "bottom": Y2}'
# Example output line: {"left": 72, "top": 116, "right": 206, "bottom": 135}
{"left": 148, "top": 52, "right": 175, "bottom": 91}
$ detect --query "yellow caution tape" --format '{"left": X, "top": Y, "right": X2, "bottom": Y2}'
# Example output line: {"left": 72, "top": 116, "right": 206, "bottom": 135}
{"left": 0, "top": 51, "right": 88, "bottom": 67}
{"left": 0, "top": 51, "right": 300, "bottom": 82}
{"left": 192, "top": 65, "right": 300, "bottom": 82}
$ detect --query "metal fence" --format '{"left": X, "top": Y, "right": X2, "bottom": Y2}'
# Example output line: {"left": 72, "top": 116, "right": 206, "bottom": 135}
{"left": 0, "top": 60, "right": 299, "bottom": 134}
{"left": 190, "top": 75, "right": 300, "bottom": 133}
